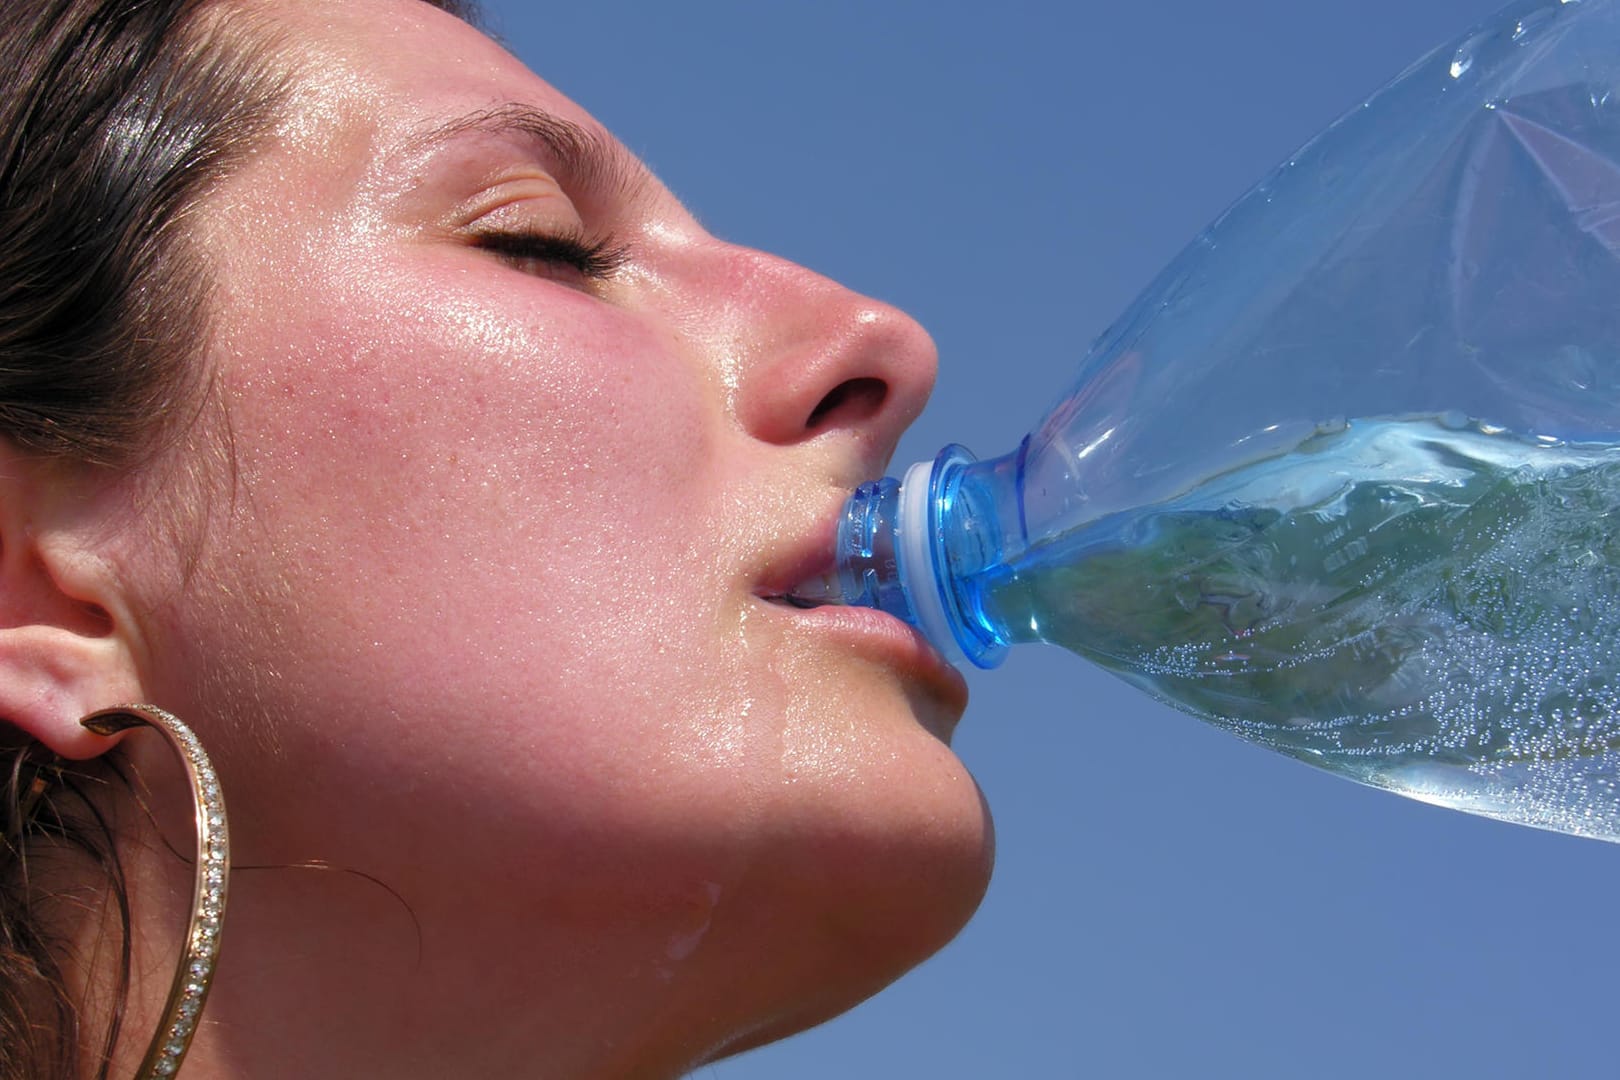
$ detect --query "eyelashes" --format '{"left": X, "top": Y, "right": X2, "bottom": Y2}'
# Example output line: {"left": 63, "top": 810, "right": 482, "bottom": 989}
{"left": 469, "top": 226, "right": 630, "bottom": 282}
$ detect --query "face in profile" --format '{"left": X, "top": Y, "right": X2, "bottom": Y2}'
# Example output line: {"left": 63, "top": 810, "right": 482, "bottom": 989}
{"left": 108, "top": 0, "right": 994, "bottom": 1071}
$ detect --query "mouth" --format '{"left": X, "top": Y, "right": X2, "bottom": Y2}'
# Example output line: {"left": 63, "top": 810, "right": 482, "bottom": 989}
{"left": 752, "top": 516, "right": 843, "bottom": 611}
{"left": 751, "top": 515, "right": 968, "bottom": 716}
{"left": 760, "top": 567, "right": 843, "bottom": 610}
{"left": 763, "top": 593, "right": 828, "bottom": 610}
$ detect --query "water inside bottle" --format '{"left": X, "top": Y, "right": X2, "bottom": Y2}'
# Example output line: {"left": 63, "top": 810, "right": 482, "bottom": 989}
{"left": 975, "top": 415, "right": 1620, "bottom": 839}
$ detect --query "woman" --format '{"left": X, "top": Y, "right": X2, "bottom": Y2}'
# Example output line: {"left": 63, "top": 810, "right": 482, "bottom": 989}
{"left": 0, "top": 0, "right": 993, "bottom": 1076}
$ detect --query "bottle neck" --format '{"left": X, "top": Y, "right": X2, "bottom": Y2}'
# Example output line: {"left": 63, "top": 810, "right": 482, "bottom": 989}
{"left": 833, "top": 444, "right": 1021, "bottom": 670}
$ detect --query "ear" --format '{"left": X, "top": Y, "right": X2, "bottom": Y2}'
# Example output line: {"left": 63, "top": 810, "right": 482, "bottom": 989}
{"left": 0, "top": 451, "right": 145, "bottom": 760}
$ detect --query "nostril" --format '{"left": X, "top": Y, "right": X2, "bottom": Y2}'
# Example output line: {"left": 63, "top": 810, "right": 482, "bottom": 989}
{"left": 805, "top": 377, "right": 887, "bottom": 432}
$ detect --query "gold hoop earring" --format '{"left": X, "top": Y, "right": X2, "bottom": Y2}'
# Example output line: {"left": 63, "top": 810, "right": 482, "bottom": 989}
{"left": 81, "top": 705, "right": 229, "bottom": 1080}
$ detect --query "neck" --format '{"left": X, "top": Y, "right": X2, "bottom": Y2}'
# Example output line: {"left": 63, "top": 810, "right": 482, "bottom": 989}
{"left": 87, "top": 805, "right": 733, "bottom": 1079}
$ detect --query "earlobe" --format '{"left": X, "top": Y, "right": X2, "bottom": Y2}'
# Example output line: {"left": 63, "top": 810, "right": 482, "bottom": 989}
{"left": 0, "top": 456, "right": 146, "bottom": 760}
{"left": 0, "top": 623, "right": 143, "bottom": 759}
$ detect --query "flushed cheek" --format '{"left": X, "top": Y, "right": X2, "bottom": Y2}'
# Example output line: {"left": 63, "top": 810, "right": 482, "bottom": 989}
{"left": 223, "top": 273, "right": 714, "bottom": 571}
{"left": 195, "top": 252, "right": 762, "bottom": 736}
{"left": 240, "top": 273, "right": 701, "bottom": 472}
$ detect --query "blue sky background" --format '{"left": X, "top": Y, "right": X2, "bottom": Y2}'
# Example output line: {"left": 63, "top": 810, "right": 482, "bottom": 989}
{"left": 481, "top": 2, "right": 1614, "bottom": 1077}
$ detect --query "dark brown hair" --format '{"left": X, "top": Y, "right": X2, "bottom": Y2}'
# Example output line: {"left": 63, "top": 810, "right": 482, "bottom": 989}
{"left": 0, "top": 0, "right": 291, "bottom": 467}
{"left": 0, "top": 1, "right": 476, "bottom": 1076}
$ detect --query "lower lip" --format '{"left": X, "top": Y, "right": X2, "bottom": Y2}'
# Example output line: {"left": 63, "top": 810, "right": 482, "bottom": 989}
{"left": 758, "top": 599, "right": 971, "bottom": 712}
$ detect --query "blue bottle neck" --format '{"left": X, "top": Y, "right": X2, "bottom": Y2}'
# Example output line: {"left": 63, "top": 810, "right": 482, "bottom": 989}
{"left": 833, "top": 443, "right": 1030, "bottom": 669}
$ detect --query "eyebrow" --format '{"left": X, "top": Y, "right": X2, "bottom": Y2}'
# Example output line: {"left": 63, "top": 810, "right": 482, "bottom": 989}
{"left": 408, "top": 103, "right": 653, "bottom": 208}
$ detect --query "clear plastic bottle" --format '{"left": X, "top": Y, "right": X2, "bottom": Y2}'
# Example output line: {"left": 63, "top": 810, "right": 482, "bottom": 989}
{"left": 814, "top": 0, "right": 1620, "bottom": 841}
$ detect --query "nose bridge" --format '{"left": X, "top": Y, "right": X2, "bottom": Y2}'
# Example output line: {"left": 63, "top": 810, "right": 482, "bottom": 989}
{"left": 688, "top": 239, "right": 939, "bottom": 451}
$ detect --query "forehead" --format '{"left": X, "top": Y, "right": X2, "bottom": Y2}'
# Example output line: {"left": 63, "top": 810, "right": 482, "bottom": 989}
{"left": 250, "top": 0, "right": 609, "bottom": 166}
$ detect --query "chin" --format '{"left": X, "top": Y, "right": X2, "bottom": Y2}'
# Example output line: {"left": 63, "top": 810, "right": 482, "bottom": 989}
{"left": 706, "top": 798, "right": 994, "bottom": 1064}
{"left": 699, "top": 735, "right": 995, "bottom": 1063}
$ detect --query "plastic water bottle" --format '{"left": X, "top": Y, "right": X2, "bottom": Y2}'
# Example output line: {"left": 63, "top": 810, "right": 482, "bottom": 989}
{"left": 808, "top": 0, "right": 1620, "bottom": 841}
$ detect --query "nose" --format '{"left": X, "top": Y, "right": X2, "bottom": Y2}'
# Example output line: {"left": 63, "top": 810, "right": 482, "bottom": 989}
{"left": 697, "top": 242, "right": 939, "bottom": 467}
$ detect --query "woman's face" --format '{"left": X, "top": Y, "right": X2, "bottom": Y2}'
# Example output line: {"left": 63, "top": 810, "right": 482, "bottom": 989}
{"left": 126, "top": 0, "right": 990, "bottom": 1068}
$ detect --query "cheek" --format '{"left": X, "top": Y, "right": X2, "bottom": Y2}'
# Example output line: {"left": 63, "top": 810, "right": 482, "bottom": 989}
{"left": 197, "top": 253, "right": 760, "bottom": 779}
{"left": 230, "top": 264, "right": 707, "bottom": 501}
{"left": 146, "top": 234, "right": 992, "bottom": 999}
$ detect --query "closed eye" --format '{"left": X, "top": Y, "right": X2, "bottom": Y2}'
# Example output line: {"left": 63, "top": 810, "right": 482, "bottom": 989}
{"left": 470, "top": 227, "right": 629, "bottom": 282}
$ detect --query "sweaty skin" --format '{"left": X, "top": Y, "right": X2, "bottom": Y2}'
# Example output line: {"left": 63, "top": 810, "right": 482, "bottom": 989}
{"left": 66, "top": 2, "right": 995, "bottom": 1076}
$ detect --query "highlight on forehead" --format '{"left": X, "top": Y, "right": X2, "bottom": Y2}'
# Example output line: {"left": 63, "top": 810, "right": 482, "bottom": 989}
{"left": 413, "top": 103, "right": 653, "bottom": 207}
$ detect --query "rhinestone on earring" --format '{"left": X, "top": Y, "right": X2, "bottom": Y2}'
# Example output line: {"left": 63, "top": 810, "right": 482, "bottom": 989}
{"left": 81, "top": 705, "right": 229, "bottom": 1080}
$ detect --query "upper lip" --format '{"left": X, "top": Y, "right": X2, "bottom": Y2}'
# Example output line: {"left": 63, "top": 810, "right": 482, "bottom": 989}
{"left": 748, "top": 489, "right": 971, "bottom": 717}
{"left": 753, "top": 509, "right": 841, "bottom": 605}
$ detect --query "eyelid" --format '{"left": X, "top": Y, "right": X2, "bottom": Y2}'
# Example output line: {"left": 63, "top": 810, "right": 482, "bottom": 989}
{"left": 402, "top": 108, "right": 650, "bottom": 219}
{"left": 468, "top": 226, "right": 631, "bottom": 282}
{"left": 421, "top": 160, "right": 638, "bottom": 285}
{"left": 446, "top": 174, "right": 577, "bottom": 230}
{"left": 452, "top": 176, "right": 627, "bottom": 278}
